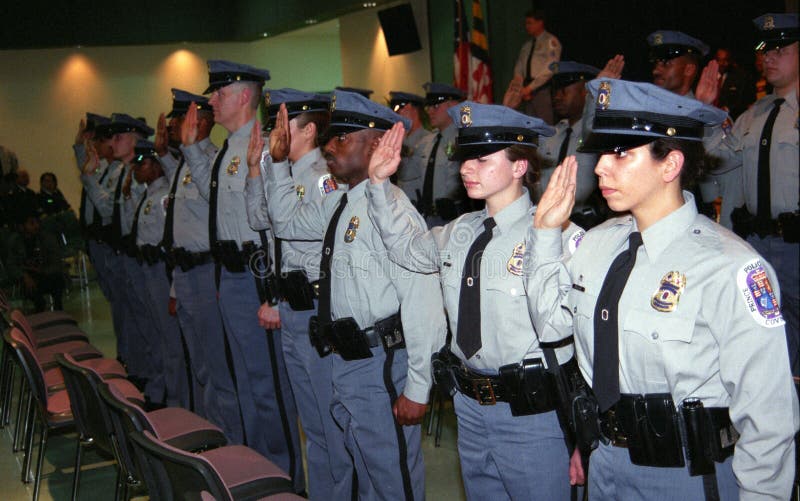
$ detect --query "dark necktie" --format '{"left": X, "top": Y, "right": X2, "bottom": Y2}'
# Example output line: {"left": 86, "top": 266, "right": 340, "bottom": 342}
{"left": 317, "top": 193, "right": 348, "bottom": 324}
{"left": 525, "top": 38, "right": 536, "bottom": 84}
{"left": 456, "top": 218, "right": 497, "bottom": 359}
{"left": 557, "top": 127, "right": 573, "bottom": 166}
{"left": 110, "top": 167, "right": 126, "bottom": 245}
{"left": 207, "top": 139, "right": 230, "bottom": 246}
{"left": 161, "top": 158, "right": 185, "bottom": 250}
{"left": 129, "top": 193, "right": 148, "bottom": 246}
{"left": 756, "top": 98, "right": 784, "bottom": 224}
{"left": 592, "top": 232, "right": 644, "bottom": 411}
{"left": 420, "top": 133, "right": 442, "bottom": 216}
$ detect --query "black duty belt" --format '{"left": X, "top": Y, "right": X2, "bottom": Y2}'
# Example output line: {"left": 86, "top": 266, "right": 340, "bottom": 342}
{"left": 432, "top": 348, "right": 559, "bottom": 415}
{"left": 308, "top": 312, "right": 404, "bottom": 361}
{"left": 599, "top": 393, "right": 737, "bottom": 475}
{"left": 137, "top": 244, "right": 164, "bottom": 265}
{"left": 168, "top": 247, "right": 214, "bottom": 272}
{"left": 278, "top": 270, "right": 320, "bottom": 311}
{"left": 212, "top": 239, "right": 264, "bottom": 273}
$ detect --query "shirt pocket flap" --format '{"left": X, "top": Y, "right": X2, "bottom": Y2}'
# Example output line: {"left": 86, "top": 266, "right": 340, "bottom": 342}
{"left": 623, "top": 308, "right": 695, "bottom": 343}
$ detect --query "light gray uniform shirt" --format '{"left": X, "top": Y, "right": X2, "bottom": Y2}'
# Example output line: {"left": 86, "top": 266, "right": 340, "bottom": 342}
{"left": 526, "top": 191, "right": 799, "bottom": 501}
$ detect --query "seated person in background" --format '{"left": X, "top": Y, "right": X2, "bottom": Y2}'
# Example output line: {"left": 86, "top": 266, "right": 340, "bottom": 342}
{"left": 38, "top": 172, "right": 71, "bottom": 215}
{"left": 6, "top": 213, "right": 65, "bottom": 311}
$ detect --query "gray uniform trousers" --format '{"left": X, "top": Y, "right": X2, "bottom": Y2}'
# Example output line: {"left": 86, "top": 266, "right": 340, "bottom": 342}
{"left": 278, "top": 300, "right": 353, "bottom": 499}
{"left": 217, "top": 267, "right": 304, "bottom": 492}
{"left": 140, "top": 260, "right": 189, "bottom": 408}
{"left": 174, "top": 262, "right": 243, "bottom": 443}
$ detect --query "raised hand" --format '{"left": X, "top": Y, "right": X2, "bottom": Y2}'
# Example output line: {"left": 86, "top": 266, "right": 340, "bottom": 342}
{"left": 695, "top": 60, "right": 720, "bottom": 105}
{"left": 368, "top": 121, "right": 404, "bottom": 184}
{"left": 75, "top": 118, "right": 93, "bottom": 145}
{"left": 154, "top": 112, "right": 169, "bottom": 156}
{"left": 598, "top": 54, "right": 625, "bottom": 79}
{"left": 247, "top": 119, "right": 265, "bottom": 177}
{"left": 503, "top": 75, "right": 523, "bottom": 108}
{"left": 82, "top": 140, "right": 100, "bottom": 175}
{"left": 269, "top": 103, "right": 290, "bottom": 163}
{"left": 181, "top": 102, "right": 198, "bottom": 146}
{"left": 533, "top": 155, "right": 578, "bottom": 229}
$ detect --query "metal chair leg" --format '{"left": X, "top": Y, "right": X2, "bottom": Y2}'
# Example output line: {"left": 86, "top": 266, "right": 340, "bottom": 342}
{"left": 14, "top": 389, "right": 31, "bottom": 452}
{"left": 22, "top": 411, "right": 36, "bottom": 483}
{"left": 72, "top": 436, "right": 88, "bottom": 501}
{"left": 33, "top": 425, "right": 49, "bottom": 501}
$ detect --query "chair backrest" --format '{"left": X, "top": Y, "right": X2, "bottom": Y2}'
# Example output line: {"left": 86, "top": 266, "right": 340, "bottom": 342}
{"left": 9, "top": 310, "right": 37, "bottom": 347}
{"left": 6, "top": 327, "right": 48, "bottom": 410}
{"left": 129, "top": 430, "right": 232, "bottom": 501}
{"left": 55, "top": 353, "right": 117, "bottom": 455}
{"left": 98, "top": 381, "right": 167, "bottom": 501}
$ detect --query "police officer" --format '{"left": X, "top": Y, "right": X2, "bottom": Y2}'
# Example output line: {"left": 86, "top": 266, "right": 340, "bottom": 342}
{"left": 366, "top": 102, "right": 583, "bottom": 499}
{"left": 127, "top": 139, "right": 189, "bottom": 408}
{"left": 181, "top": 60, "right": 303, "bottom": 490}
{"left": 81, "top": 114, "right": 153, "bottom": 387}
{"left": 245, "top": 89, "right": 352, "bottom": 499}
{"left": 155, "top": 89, "right": 243, "bottom": 439}
{"left": 404, "top": 82, "right": 468, "bottom": 225}
{"left": 528, "top": 78, "right": 799, "bottom": 500}
{"left": 537, "top": 61, "right": 601, "bottom": 228}
{"left": 389, "top": 91, "right": 434, "bottom": 197}
{"left": 698, "top": 13, "right": 799, "bottom": 378}
{"left": 251, "top": 89, "right": 447, "bottom": 501}
{"left": 647, "top": 30, "right": 709, "bottom": 98}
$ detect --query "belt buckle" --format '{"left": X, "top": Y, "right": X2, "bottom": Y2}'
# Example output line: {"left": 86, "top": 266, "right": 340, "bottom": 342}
{"left": 472, "top": 378, "right": 496, "bottom": 405}
{"left": 601, "top": 409, "right": 628, "bottom": 448}
{"left": 311, "top": 282, "right": 320, "bottom": 298}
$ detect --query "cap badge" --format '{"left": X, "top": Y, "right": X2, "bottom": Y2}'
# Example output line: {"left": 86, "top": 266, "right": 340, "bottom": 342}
{"left": 368, "top": 121, "right": 375, "bottom": 128}
{"left": 763, "top": 16, "right": 775, "bottom": 30}
{"left": 330, "top": 94, "right": 336, "bottom": 112}
{"left": 666, "top": 127, "right": 677, "bottom": 136}
{"left": 344, "top": 216, "right": 359, "bottom": 243}
{"left": 506, "top": 242, "right": 525, "bottom": 276}
{"left": 227, "top": 156, "right": 240, "bottom": 175}
{"left": 264, "top": 92, "right": 271, "bottom": 107}
{"left": 460, "top": 105, "right": 472, "bottom": 127}
{"left": 516, "top": 134, "right": 524, "bottom": 142}
{"left": 653, "top": 33, "right": 663, "bottom": 45}
{"left": 296, "top": 185, "right": 305, "bottom": 201}
{"left": 651, "top": 271, "right": 686, "bottom": 312}
{"left": 143, "top": 199, "right": 153, "bottom": 215}
{"left": 597, "top": 81, "right": 612, "bottom": 110}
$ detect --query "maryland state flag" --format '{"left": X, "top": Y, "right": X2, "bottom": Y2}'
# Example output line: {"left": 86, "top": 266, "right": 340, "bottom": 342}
{"left": 453, "top": 0, "right": 470, "bottom": 92}
{"left": 454, "top": 0, "right": 494, "bottom": 103}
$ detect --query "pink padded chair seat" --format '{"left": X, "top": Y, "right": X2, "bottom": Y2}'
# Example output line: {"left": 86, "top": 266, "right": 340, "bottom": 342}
{"left": 200, "top": 445, "right": 290, "bottom": 488}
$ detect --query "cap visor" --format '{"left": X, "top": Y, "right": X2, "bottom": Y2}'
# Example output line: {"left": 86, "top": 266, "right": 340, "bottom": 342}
{"left": 577, "top": 132, "right": 656, "bottom": 153}
{"left": 451, "top": 143, "right": 509, "bottom": 162}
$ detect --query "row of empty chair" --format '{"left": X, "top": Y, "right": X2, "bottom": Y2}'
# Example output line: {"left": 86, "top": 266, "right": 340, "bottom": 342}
{"left": 1, "top": 291, "right": 304, "bottom": 501}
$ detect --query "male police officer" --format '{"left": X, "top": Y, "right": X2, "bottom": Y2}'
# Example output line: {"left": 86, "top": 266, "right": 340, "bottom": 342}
{"left": 538, "top": 61, "right": 601, "bottom": 228}
{"left": 648, "top": 30, "right": 709, "bottom": 98}
{"left": 245, "top": 89, "right": 352, "bottom": 499}
{"left": 510, "top": 8, "right": 561, "bottom": 123}
{"left": 699, "top": 13, "right": 799, "bottom": 377}
{"left": 404, "top": 83, "right": 468, "bottom": 225}
{"left": 155, "top": 89, "right": 243, "bottom": 439}
{"left": 253, "top": 90, "right": 447, "bottom": 501}
{"left": 389, "top": 91, "right": 434, "bottom": 197}
{"left": 181, "top": 60, "right": 303, "bottom": 490}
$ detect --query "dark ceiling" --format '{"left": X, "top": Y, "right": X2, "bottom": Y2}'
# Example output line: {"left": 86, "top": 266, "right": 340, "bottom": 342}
{"left": 0, "top": 0, "right": 394, "bottom": 50}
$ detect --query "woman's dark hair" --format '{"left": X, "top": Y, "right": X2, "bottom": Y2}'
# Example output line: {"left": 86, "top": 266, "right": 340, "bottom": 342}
{"left": 505, "top": 144, "right": 541, "bottom": 193}
{"left": 648, "top": 137, "right": 705, "bottom": 189}
{"left": 295, "top": 111, "right": 331, "bottom": 147}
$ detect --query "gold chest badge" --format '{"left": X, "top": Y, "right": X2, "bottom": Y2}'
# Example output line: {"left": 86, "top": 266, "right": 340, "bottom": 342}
{"left": 344, "top": 216, "right": 359, "bottom": 243}
{"left": 182, "top": 172, "right": 192, "bottom": 185}
{"left": 226, "top": 156, "right": 241, "bottom": 175}
{"left": 651, "top": 271, "right": 686, "bottom": 312}
{"left": 296, "top": 185, "right": 305, "bottom": 201}
{"left": 143, "top": 200, "right": 152, "bottom": 215}
{"left": 507, "top": 242, "right": 525, "bottom": 276}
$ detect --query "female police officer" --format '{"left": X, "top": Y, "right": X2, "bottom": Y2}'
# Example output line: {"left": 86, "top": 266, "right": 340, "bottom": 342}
{"left": 527, "top": 79, "right": 799, "bottom": 500}
{"left": 366, "top": 101, "right": 584, "bottom": 500}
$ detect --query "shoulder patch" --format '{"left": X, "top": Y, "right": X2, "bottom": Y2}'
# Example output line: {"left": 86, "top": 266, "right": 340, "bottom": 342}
{"left": 568, "top": 229, "right": 585, "bottom": 255}
{"left": 318, "top": 174, "right": 338, "bottom": 196}
{"left": 737, "top": 258, "right": 785, "bottom": 328}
